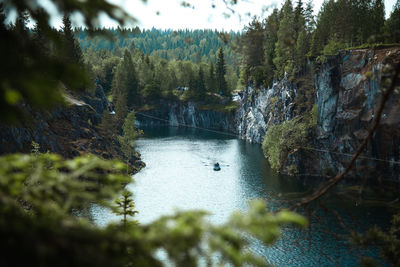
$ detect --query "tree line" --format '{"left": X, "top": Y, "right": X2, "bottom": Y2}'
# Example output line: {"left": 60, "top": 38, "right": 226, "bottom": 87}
{"left": 76, "top": 27, "right": 241, "bottom": 66}
{"left": 84, "top": 39, "right": 236, "bottom": 109}
{"left": 239, "top": 0, "right": 400, "bottom": 88}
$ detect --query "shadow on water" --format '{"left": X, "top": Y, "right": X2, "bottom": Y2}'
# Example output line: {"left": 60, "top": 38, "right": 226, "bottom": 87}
{"left": 92, "top": 126, "right": 393, "bottom": 267}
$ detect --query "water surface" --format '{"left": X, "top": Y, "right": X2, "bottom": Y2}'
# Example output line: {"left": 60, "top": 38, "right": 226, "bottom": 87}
{"left": 92, "top": 127, "right": 390, "bottom": 266}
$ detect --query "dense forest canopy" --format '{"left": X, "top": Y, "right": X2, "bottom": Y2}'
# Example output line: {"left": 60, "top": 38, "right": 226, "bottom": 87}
{"left": 78, "top": 27, "right": 241, "bottom": 108}
{"left": 76, "top": 27, "right": 241, "bottom": 65}
{"left": 239, "top": 0, "right": 400, "bottom": 88}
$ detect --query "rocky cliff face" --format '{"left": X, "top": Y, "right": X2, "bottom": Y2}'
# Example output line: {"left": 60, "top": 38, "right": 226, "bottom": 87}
{"left": 136, "top": 101, "right": 236, "bottom": 133}
{"left": 236, "top": 47, "right": 400, "bottom": 181}
{"left": 0, "top": 84, "right": 144, "bottom": 172}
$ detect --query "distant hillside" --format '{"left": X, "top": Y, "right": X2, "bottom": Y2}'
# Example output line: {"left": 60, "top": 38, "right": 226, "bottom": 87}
{"left": 75, "top": 28, "right": 241, "bottom": 66}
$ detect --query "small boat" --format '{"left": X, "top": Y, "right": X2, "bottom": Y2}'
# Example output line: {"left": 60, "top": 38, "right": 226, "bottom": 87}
{"left": 213, "top": 163, "right": 221, "bottom": 171}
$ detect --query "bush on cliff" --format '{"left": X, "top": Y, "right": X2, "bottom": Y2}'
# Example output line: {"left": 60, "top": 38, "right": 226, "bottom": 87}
{"left": 262, "top": 104, "right": 317, "bottom": 170}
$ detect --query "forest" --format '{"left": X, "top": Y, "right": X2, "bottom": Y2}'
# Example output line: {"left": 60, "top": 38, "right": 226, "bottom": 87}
{"left": 0, "top": 0, "right": 400, "bottom": 266}
{"left": 240, "top": 0, "right": 400, "bottom": 88}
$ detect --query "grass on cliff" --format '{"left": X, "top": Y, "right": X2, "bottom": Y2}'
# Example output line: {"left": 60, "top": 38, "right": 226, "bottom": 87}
{"left": 198, "top": 101, "right": 239, "bottom": 114}
{"left": 262, "top": 104, "right": 317, "bottom": 171}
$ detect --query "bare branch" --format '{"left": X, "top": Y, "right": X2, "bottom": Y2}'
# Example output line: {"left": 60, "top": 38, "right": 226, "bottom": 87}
{"left": 290, "top": 63, "right": 400, "bottom": 210}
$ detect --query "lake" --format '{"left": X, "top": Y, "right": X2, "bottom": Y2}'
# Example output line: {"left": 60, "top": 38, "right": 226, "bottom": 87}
{"left": 92, "top": 126, "right": 391, "bottom": 266}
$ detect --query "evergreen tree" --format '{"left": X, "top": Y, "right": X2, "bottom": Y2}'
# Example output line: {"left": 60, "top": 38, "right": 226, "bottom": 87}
{"left": 207, "top": 61, "right": 216, "bottom": 92}
{"left": 112, "top": 190, "right": 138, "bottom": 228}
{"left": 295, "top": 29, "right": 308, "bottom": 69}
{"left": 309, "top": 0, "right": 335, "bottom": 56}
{"left": 385, "top": 0, "right": 400, "bottom": 43}
{"left": 114, "top": 91, "right": 128, "bottom": 130}
{"left": 274, "top": 0, "right": 296, "bottom": 77}
{"left": 191, "top": 66, "right": 206, "bottom": 100}
{"left": 242, "top": 17, "right": 265, "bottom": 87}
{"left": 62, "top": 14, "right": 83, "bottom": 65}
{"left": 370, "top": 0, "right": 385, "bottom": 42}
{"left": 98, "top": 110, "right": 117, "bottom": 140}
{"left": 112, "top": 50, "right": 139, "bottom": 107}
{"left": 294, "top": 0, "right": 305, "bottom": 39}
{"left": 304, "top": 0, "right": 315, "bottom": 34}
{"left": 14, "top": 11, "right": 29, "bottom": 35}
{"left": 215, "top": 47, "right": 228, "bottom": 95}
{"left": 264, "top": 9, "right": 280, "bottom": 86}
{"left": 32, "top": 13, "right": 50, "bottom": 56}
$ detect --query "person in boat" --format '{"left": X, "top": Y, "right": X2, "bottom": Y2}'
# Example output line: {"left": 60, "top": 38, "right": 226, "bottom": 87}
{"left": 214, "top": 162, "right": 220, "bottom": 171}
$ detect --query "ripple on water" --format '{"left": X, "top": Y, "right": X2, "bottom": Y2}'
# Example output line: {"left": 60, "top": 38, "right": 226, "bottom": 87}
{"left": 92, "top": 127, "right": 389, "bottom": 266}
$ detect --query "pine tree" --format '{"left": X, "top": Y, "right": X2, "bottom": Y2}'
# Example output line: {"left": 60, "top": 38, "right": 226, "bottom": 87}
{"left": 114, "top": 91, "right": 128, "bottom": 131}
{"left": 112, "top": 50, "right": 139, "bottom": 107}
{"left": 304, "top": 0, "right": 315, "bottom": 34}
{"left": 215, "top": 47, "right": 228, "bottom": 96}
{"left": 273, "top": 0, "right": 296, "bottom": 77}
{"left": 98, "top": 110, "right": 117, "bottom": 140}
{"left": 368, "top": 0, "right": 385, "bottom": 43}
{"left": 309, "top": 0, "right": 335, "bottom": 56}
{"left": 385, "top": 0, "right": 400, "bottom": 43}
{"left": 118, "top": 110, "right": 137, "bottom": 172}
{"left": 264, "top": 9, "right": 280, "bottom": 85}
{"left": 62, "top": 14, "right": 83, "bottom": 65}
{"left": 295, "top": 29, "right": 308, "bottom": 69}
{"left": 112, "top": 190, "right": 138, "bottom": 228}
{"left": 207, "top": 62, "right": 216, "bottom": 93}
{"left": 190, "top": 66, "right": 206, "bottom": 100}
{"left": 242, "top": 17, "right": 265, "bottom": 87}
{"left": 14, "top": 11, "right": 29, "bottom": 35}
{"left": 294, "top": 0, "right": 305, "bottom": 39}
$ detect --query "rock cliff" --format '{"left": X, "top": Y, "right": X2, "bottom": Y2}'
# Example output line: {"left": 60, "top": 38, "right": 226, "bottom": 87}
{"left": 136, "top": 101, "right": 236, "bottom": 133}
{"left": 0, "top": 84, "right": 144, "bottom": 173}
{"left": 236, "top": 47, "right": 400, "bottom": 181}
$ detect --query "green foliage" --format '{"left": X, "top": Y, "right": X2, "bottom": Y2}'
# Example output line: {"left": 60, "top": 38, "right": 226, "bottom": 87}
{"left": 384, "top": 0, "right": 400, "bottom": 43}
{"left": 114, "top": 91, "right": 128, "bottom": 129}
{"left": 98, "top": 110, "right": 118, "bottom": 140}
{"left": 241, "top": 18, "right": 265, "bottom": 87}
{"left": 216, "top": 47, "right": 229, "bottom": 95}
{"left": 112, "top": 50, "right": 139, "bottom": 106}
{"left": 0, "top": 2, "right": 311, "bottom": 266}
{"left": 78, "top": 28, "right": 240, "bottom": 66}
{"left": 118, "top": 110, "right": 138, "bottom": 170}
{"left": 0, "top": 0, "right": 137, "bottom": 123}
{"left": 0, "top": 153, "right": 130, "bottom": 217}
{"left": 31, "top": 141, "right": 40, "bottom": 155}
{"left": 323, "top": 35, "right": 344, "bottom": 55}
{"left": 351, "top": 213, "right": 400, "bottom": 266}
{"left": 62, "top": 14, "right": 83, "bottom": 66}
{"left": 263, "top": 8, "right": 280, "bottom": 86}
{"left": 0, "top": 153, "right": 307, "bottom": 267}
{"left": 273, "top": 0, "right": 296, "bottom": 78}
{"left": 239, "top": 0, "right": 398, "bottom": 85}
{"left": 112, "top": 190, "right": 138, "bottom": 227}
{"left": 199, "top": 101, "right": 239, "bottom": 114}
{"left": 262, "top": 104, "right": 317, "bottom": 170}
{"left": 142, "top": 79, "right": 161, "bottom": 101}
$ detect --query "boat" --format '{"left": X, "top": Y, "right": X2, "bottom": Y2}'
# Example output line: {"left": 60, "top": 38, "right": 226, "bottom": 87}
{"left": 213, "top": 163, "right": 221, "bottom": 171}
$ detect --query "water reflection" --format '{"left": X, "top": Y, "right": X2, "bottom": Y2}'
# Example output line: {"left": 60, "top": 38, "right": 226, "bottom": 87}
{"left": 92, "top": 126, "right": 390, "bottom": 266}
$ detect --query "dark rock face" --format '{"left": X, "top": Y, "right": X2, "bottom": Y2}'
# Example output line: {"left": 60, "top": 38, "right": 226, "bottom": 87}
{"left": 314, "top": 48, "right": 400, "bottom": 181}
{"left": 136, "top": 101, "right": 236, "bottom": 134}
{"left": 236, "top": 47, "right": 400, "bottom": 181}
{"left": 0, "top": 84, "right": 144, "bottom": 173}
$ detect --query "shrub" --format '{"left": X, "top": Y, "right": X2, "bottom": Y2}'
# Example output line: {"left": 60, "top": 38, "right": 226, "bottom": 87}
{"left": 262, "top": 104, "right": 317, "bottom": 170}
{"left": 0, "top": 152, "right": 307, "bottom": 266}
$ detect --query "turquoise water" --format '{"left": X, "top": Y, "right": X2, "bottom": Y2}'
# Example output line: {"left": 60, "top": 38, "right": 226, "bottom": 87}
{"left": 92, "top": 127, "right": 390, "bottom": 266}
